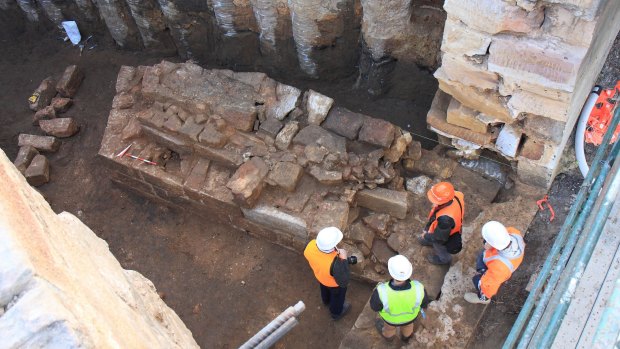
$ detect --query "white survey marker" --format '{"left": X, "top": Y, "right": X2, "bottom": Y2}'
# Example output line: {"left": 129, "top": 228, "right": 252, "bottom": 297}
{"left": 62, "top": 21, "right": 81, "bottom": 45}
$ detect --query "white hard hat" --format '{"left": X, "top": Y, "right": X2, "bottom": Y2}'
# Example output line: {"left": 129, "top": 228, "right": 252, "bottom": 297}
{"left": 387, "top": 255, "right": 413, "bottom": 281}
{"left": 316, "top": 227, "right": 343, "bottom": 252}
{"left": 482, "top": 221, "right": 510, "bottom": 250}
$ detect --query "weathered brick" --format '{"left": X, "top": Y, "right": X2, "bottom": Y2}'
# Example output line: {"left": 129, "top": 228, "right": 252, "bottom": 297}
{"left": 306, "top": 89, "right": 334, "bottom": 125}
{"left": 358, "top": 117, "right": 395, "bottom": 148}
{"left": 346, "top": 221, "right": 375, "bottom": 250}
{"left": 508, "top": 90, "right": 570, "bottom": 122}
{"left": 198, "top": 124, "right": 228, "bottom": 148}
{"left": 275, "top": 121, "right": 300, "bottom": 150}
{"left": 116, "top": 66, "right": 136, "bottom": 93}
{"left": 258, "top": 117, "right": 283, "bottom": 138}
{"left": 13, "top": 145, "right": 39, "bottom": 174}
{"left": 226, "top": 158, "right": 269, "bottom": 208}
{"left": 309, "top": 166, "right": 343, "bottom": 185}
{"left": 25, "top": 154, "right": 50, "bottom": 186}
{"left": 439, "top": 54, "right": 499, "bottom": 91}
{"left": 39, "top": 118, "right": 79, "bottom": 138}
{"left": 267, "top": 161, "right": 304, "bottom": 192}
{"left": 447, "top": 98, "right": 489, "bottom": 133}
{"left": 18, "top": 134, "right": 60, "bottom": 152}
{"left": 544, "top": 5, "right": 596, "bottom": 48}
{"left": 50, "top": 97, "right": 73, "bottom": 113}
{"left": 441, "top": 18, "right": 492, "bottom": 57}
{"left": 488, "top": 36, "right": 587, "bottom": 93}
{"left": 322, "top": 106, "right": 366, "bottom": 140}
{"left": 523, "top": 114, "right": 565, "bottom": 144}
{"left": 28, "top": 77, "right": 56, "bottom": 111}
{"left": 356, "top": 188, "right": 410, "bottom": 219}
{"left": 311, "top": 200, "right": 350, "bottom": 235}
{"left": 33, "top": 106, "right": 56, "bottom": 126}
{"left": 519, "top": 137, "right": 545, "bottom": 160}
{"left": 241, "top": 206, "right": 308, "bottom": 240}
{"left": 293, "top": 125, "right": 346, "bottom": 156}
{"left": 214, "top": 101, "right": 257, "bottom": 132}
{"left": 444, "top": 0, "right": 544, "bottom": 35}
{"left": 56, "top": 65, "right": 84, "bottom": 98}
{"left": 178, "top": 117, "right": 204, "bottom": 141}
{"left": 112, "top": 92, "right": 135, "bottom": 110}
{"left": 183, "top": 158, "right": 210, "bottom": 192}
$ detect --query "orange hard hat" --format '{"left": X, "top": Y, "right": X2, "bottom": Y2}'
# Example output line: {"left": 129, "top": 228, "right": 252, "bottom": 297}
{"left": 427, "top": 182, "right": 455, "bottom": 205}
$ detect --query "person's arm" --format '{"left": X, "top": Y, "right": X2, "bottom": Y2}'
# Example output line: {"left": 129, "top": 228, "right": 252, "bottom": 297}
{"left": 369, "top": 288, "right": 383, "bottom": 312}
{"left": 420, "top": 288, "right": 432, "bottom": 308}
{"left": 479, "top": 263, "right": 511, "bottom": 299}
{"left": 331, "top": 258, "right": 350, "bottom": 288}
{"left": 430, "top": 215, "right": 455, "bottom": 243}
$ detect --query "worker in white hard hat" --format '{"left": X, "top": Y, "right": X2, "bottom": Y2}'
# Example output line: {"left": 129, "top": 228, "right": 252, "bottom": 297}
{"left": 370, "top": 255, "right": 430, "bottom": 343}
{"left": 303, "top": 227, "right": 352, "bottom": 320}
{"left": 465, "top": 221, "right": 526, "bottom": 304}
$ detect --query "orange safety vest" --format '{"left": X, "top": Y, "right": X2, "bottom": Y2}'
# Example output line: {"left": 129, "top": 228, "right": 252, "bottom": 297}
{"left": 304, "top": 240, "right": 339, "bottom": 287}
{"left": 480, "top": 227, "right": 525, "bottom": 298}
{"left": 427, "top": 191, "right": 465, "bottom": 236}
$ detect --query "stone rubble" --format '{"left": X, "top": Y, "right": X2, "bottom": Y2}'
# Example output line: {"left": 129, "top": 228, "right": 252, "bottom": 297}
{"left": 28, "top": 77, "right": 56, "bottom": 111}
{"left": 56, "top": 65, "right": 84, "bottom": 98}
{"left": 24, "top": 154, "right": 50, "bottom": 186}
{"left": 39, "top": 118, "right": 79, "bottom": 138}
{"left": 18, "top": 134, "right": 60, "bottom": 153}
{"left": 13, "top": 145, "right": 39, "bottom": 174}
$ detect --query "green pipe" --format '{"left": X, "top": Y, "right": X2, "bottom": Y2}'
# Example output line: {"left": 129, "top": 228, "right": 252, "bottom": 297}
{"left": 503, "top": 107, "right": 620, "bottom": 349}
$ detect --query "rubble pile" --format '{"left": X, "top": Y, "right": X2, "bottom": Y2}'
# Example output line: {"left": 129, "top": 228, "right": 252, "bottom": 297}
{"left": 14, "top": 65, "right": 83, "bottom": 186}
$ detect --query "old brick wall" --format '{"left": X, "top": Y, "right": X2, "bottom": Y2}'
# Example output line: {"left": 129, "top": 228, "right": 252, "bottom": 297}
{"left": 430, "top": 0, "right": 620, "bottom": 187}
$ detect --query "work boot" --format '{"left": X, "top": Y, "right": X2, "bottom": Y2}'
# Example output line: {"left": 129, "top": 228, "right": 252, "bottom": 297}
{"left": 401, "top": 334, "right": 413, "bottom": 344}
{"left": 332, "top": 302, "right": 351, "bottom": 321}
{"left": 375, "top": 319, "right": 395, "bottom": 342}
{"left": 417, "top": 237, "right": 432, "bottom": 247}
{"left": 464, "top": 292, "right": 491, "bottom": 304}
{"left": 426, "top": 254, "right": 449, "bottom": 265}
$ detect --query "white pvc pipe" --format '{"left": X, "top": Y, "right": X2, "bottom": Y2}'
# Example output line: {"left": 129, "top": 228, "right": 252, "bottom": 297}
{"left": 239, "top": 301, "right": 305, "bottom": 349}
{"left": 575, "top": 86, "right": 602, "bottom": 178}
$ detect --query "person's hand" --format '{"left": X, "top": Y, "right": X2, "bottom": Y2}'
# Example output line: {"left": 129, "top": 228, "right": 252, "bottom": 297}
{"left": 337, "top": 248, "right": 348, "bottom": 259}
{"left": 421, "top": 230, "right": 428, "bottom": 237}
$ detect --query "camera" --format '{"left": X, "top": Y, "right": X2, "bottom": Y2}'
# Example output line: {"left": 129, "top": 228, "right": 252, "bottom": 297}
{"left": 347, "top": 256, "right": 358, "bottom": 265}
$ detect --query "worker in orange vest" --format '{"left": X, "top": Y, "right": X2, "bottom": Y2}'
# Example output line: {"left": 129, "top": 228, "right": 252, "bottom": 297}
{"left": 304, "top": 227, "right": 352, "bottom": 320}
{"left": 418, "top": 182, "right": 465, "bottom": 265}
{"left": 465, "top": 221, "right": 525, "bottom": 304}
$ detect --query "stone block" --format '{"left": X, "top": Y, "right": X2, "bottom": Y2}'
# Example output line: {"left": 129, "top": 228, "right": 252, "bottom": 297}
{"left": 265, "top": 83, "right": 301, "bottom": 120}
{"left": 496, "top": 124, "right": 523, "bottom": 158}
{"left": 523, "top": 114, "right": 565, "bottom": 144}
{"left": 142, "top": 125, "right": 192, "bottom": 154}
{"left": 56, "top": 65, "right": 84, "bottom": 98}
{"left": 242, "top": 206, "right": 308, "bottom": 240}
{"left": 194, "top": 143, "right": 243, "bottom": 168}
{"left": 363, "top": 213, "right": 391, "bottom": 239}
{"left": 404, "top": 140, "right": 422, "bottom": 161}
{"left": 508, "top": 90, "right": 570, "bottom": 122}
{"left": 409, "top": 149, "right": 457, "bottom": 179}
{"left": 198, "top": 125, "right": 228, "bottom": 148}
{"left": 346, "top": 221, "right": 375, "bottom": 250}
{"left": 25, "top": 154, "right": 50, "bottom": 186}
{"left": 387, "top": 230, "right": 408, "bottom": 252}
{"left": 309, "top": 166, "right": 343, "bottom": 185}
{"left": 162, "top": 114, "right": 183, "bottom": 133}
{"left": 488, "top": 36, "right": 587, "bottom": 93}
{"left": 322, "top": 107, "right": 366, "bottom": 140}
{"left": 183, "top": 158, "right": 210, "bottom": 192}
{"left": 178, "top": 117, "right": 204, "bottom": 141}
{"left": 446, "top": 98, "right": 489, "bottom": 133}
{"left": 50, "top": 97, "right": 73, "bottom": 113}
{"left": 356, "top": 188, "right": 410, "bottom": 219}
{"left": 544, "top": 5, "right": 596, "bottom": 48}
{"left": 33, "top": 106, "right": 56, "bottom": 126}
{"left": 311, "top": 201, "right": 350, "bottom": 235}
{"left": 293, "top": 125, "right": 347, "bottom": 156}
{"left": 213, "top": 102, "right": 257, "bottom": 132}
{"left": 226, "top": 157, "right": 269, "bottom": 208}
{"left": 306, "top": 89, "right": 334, "bottom": 125}
{"left": 435, "top": 69, "right": 513, "bottom": 123}
{"left": 268, "top": 162, "right": 304, "bottom": 192}
{"left": 116, "top": 65, "right": 136, "bottom": 93}
{"left": 358, "top": 117, "right": 395, "bottom": 148}
{"left": 441, "top": 18, "right": 492, "bottom": 57}
{"left": 28, "top": 77, "right": 56, "bottom": 111}
{"left": 13, "top": 145, "right": 39, "bottom": 174}
{"left": 371, "top": 239, "right": 396, "bottom": 265}
{"left": 406, "top": 175, "right": 432, "bottom": 196}
{"left": 275, "top": 121, "right": 299, "bottom": 150}
{"left": 39, "top": 118, "right": 79, "bottom": 138}
{"left": 304, "top": 145, "right": 329, "bottom": 163}
{"left": 384, "top": 132, "right": 412, "bottom": 163}
{"left": 18, "top": 134, "right": 60, "bottom": 152}
{"left": 444, "top": 0, "right": 544, "bottom": 34}
{"left": 439, "top": 54, "right": 499, "bottom": 91}
{"left": 258, "top": 118, "right": 283, "bottom": 138}
{"left": 519, "top": 137, "right": 545, "bottom": 160}
{"left": 112, "top": 92, "right": 135, "bottom": 110}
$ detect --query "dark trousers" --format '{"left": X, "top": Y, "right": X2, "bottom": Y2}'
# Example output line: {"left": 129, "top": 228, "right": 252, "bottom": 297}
{"left": 472, "top": 250, "right": 487, "bottom": 297}
{"left": 320, "top": 283, "right": 347, "bottom": 316}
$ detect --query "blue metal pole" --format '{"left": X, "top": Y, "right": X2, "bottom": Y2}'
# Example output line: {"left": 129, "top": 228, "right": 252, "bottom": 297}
{"left": 591, "top": 278, "right": 620, "bottom": 347}
{"left": 503, "top": 107, "right": 620, "bottom": 349}
{"left": 535, "top": 140, "right": 620, "bottom": 347}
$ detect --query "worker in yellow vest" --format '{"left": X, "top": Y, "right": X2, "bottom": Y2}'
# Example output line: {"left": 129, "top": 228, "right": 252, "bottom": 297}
{"left": 465, "top": 221, "right": 526, "bottom": 304}
{"left": 304, "top": 227, "right": 352, "bottom": 320}
{"left": 370, "top": 255, "right": 430, "bottom": 343}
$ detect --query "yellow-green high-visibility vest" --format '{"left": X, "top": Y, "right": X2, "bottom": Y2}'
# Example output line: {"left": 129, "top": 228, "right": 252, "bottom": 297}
{"left": 377, "top": 280, "right": 424, "bottom": 325}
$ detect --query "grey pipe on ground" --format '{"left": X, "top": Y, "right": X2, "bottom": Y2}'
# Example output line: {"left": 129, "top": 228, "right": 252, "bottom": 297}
{"left": 238, "top": 301, "right": 305, "bottom": 349}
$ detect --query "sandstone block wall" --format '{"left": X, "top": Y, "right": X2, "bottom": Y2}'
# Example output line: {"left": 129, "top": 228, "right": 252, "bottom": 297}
{"left": 0, "top": 149, "right": 199, "bottom": 349}
{"left": 430, "top": 0, "right": 620, "bottom": 187}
